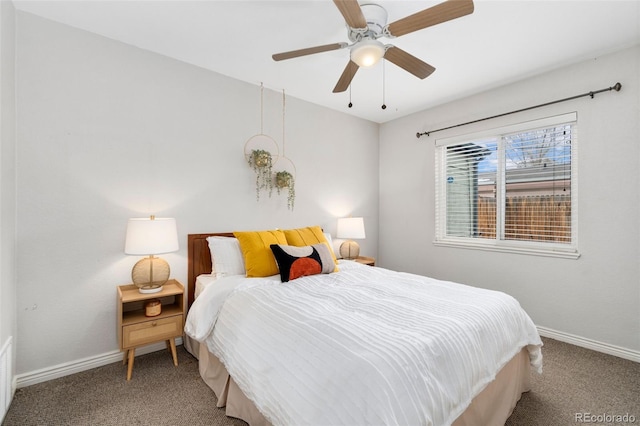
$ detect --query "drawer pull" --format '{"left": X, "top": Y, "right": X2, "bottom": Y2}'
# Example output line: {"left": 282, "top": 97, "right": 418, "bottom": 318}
{"left": 151, "top": 322, "right": 157, "bottom": 327}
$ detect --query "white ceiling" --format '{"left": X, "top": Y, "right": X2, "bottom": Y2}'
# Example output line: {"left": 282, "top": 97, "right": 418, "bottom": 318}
{"left": 13, "top": 0, "right": 640, "bottom": 123}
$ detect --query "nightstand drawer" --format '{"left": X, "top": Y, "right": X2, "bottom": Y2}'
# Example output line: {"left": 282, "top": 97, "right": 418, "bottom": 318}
{"left": 122, "top": 314, "right": 183, "bottom": 348}
{"left": 354, "top": 256, "right": 375, "bottom": 266}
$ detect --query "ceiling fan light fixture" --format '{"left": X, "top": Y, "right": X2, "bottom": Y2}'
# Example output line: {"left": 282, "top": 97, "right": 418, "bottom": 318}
{"left": 350, "top": 39, "right": 385, "bottom": 67}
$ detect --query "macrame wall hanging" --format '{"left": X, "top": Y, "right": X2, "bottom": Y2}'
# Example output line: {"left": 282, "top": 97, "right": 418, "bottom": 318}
{"left": 244, "top": 83, "right": 279, "bottom": 200}
{"left": 273, "top": 89, "right": 297, "bottom": 210}
{"left": 243, "top": 84, "right": 297, "bottom": 210}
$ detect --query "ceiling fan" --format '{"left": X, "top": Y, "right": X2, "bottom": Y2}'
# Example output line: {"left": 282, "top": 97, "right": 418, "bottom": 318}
{"left": 272, "top": 0, "right": 474, "bottom": 93}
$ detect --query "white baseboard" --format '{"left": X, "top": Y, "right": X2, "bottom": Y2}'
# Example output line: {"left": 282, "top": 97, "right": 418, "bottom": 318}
{"left": 16, "top": 337, "right": 183, "bottom": 388}
{"left": 1, "top": 336, "right": 14, "bottom": 422}
{"left": 537, "top": 326, "right": 640, "bottom": 363}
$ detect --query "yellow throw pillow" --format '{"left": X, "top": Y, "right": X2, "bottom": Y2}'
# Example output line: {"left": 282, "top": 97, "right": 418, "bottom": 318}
{"left": 283, "top": 226, "right": 338, "bottom": 270}
{"left": 234, "top": 230, "right": 288, "bottom": 277}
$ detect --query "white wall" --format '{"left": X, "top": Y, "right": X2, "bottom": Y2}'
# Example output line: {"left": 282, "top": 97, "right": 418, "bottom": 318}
{"left": 379, "top": 46, "right": 640, "bottom": 354}
{"left": 15, "top": 12, "right": 379, "bottom": 375}
{"left": 0, "top": 0, "right": 17, "bottom": 403}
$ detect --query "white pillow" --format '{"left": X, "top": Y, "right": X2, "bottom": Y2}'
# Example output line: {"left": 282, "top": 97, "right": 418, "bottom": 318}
{"left": 323, "top": 232, "right": 337, "bottom": 258}
{"left": 206, "top": 236, "right": 246, "bottom": 277}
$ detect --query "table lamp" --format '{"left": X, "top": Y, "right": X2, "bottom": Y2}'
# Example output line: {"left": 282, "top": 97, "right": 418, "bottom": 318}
{"left": 337, "top": 217, "right": 366, "bottom": 260}
{"left": 124, "top": 215, "right": 179, "bottom": 293}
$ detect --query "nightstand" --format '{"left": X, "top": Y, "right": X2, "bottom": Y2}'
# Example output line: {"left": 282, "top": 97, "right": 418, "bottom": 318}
{"left": 354, "top": 256, "right": 375, "bottom": 266}
{"left": 117, "top": 279, "right": 185, "bottom": 380}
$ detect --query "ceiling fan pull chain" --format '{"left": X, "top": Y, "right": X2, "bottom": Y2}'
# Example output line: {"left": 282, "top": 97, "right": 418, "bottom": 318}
{"left": 381, "top": 60, "right": 387, "bottom": 110}
{"left": 348, "top": 84, "right": 353, "bottom": 108}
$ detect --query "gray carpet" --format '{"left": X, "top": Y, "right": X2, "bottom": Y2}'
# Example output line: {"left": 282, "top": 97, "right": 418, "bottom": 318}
{"left": 506, "top": 337, "right": 639, "bottom": 425}
{"left": 4, "top": 337, "right": 639, "bottom": 425}
{"left": 3, "top": 347, "right": 245, "bottom": 426}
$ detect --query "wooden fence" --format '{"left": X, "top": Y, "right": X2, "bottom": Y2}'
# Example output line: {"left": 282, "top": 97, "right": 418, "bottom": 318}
{"left": 477, "top": 194, "right": 571, "bottom": 243}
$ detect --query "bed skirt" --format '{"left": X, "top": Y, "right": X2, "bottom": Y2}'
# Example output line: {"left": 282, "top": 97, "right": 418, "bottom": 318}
{"left": 184, "top": 336, "right": 531, "bottom": 426}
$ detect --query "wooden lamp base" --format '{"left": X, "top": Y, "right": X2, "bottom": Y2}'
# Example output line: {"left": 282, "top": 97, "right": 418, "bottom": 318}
{"left": 339, "top": 240, "right": 360, "bottom": 260}
{"left": 131, "top": 256, "right": 170, "bottom": 293}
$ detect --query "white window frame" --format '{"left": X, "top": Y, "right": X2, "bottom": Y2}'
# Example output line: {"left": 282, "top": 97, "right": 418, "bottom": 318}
{"left": 434, "top": 112, "right": 579, "bottom": 259}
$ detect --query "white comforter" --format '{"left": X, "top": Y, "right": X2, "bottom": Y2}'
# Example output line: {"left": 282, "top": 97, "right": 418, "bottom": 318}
{"left": 186, "top": 261, "right": 542, "bottom": 426}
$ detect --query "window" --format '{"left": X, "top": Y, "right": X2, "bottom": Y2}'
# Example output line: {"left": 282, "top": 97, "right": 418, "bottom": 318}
{"left": 435, "top": 113, "right": 578, "bottom": 258}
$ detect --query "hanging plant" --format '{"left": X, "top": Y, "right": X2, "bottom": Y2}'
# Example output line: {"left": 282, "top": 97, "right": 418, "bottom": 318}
{"left": 248, "top": 149, "right": 273, "bottom": 200}
{"left": 275, "top": 170, "right": 295, "bottom": 210}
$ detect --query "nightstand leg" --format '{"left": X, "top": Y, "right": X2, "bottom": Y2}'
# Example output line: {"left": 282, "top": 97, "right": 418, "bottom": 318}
{"left": 168, "top": 338, "right": 178, "bottom": 366}
{"left": 126, "top": 348, "right": 135, "bottom": 380}
{"left": 122, "top": 350, "right": 128, "bottom": 365}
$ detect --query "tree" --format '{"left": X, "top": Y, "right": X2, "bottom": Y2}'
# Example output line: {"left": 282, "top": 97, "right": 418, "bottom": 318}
{"left": 504, "top": 125, "right": 571, "bottom": 169}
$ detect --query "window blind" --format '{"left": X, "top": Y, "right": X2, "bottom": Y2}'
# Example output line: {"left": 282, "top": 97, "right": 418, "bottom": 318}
{"left": 435, "top": 113, "right": 578, "bottom": 256}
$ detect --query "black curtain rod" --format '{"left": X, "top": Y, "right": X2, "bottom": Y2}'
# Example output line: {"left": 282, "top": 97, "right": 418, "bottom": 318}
{"left": 416, "top": 82, "right": 622, "bottom": 139}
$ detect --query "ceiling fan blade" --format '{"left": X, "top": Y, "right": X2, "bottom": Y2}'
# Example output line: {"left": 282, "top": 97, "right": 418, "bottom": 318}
{"left": 333, "top": 60, "right": 360, "bottom": 93}
{"left": 384, "top": 46, "right": 435, "bottom": 79}
{"left": 333, "top": 0, "right": 367, "bottom": 29}
{"left": 273, "top": 43, "right": 347, "bottom": 61}
{"left": 387, "top": 0, "right": 474, "bottom": 38}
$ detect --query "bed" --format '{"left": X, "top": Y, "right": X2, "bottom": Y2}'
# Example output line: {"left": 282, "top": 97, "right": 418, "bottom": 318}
{"left": 184, "top": 231, "right": 543, "bottom": 426}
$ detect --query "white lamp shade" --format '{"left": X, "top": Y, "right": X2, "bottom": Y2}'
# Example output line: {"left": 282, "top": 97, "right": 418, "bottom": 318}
{"left": 350, "top": 39, "right": 385, "bottom": 67}
{"left": 124, "top": 217, "right": 179, "bottom": 255}
{"left": 337, "top": 217, "right": 366, "bottom": 240}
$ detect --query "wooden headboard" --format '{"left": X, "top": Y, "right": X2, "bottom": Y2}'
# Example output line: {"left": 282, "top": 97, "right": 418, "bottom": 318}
{"left": 187, "top": 232, "right": 234, "bottom": 308}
